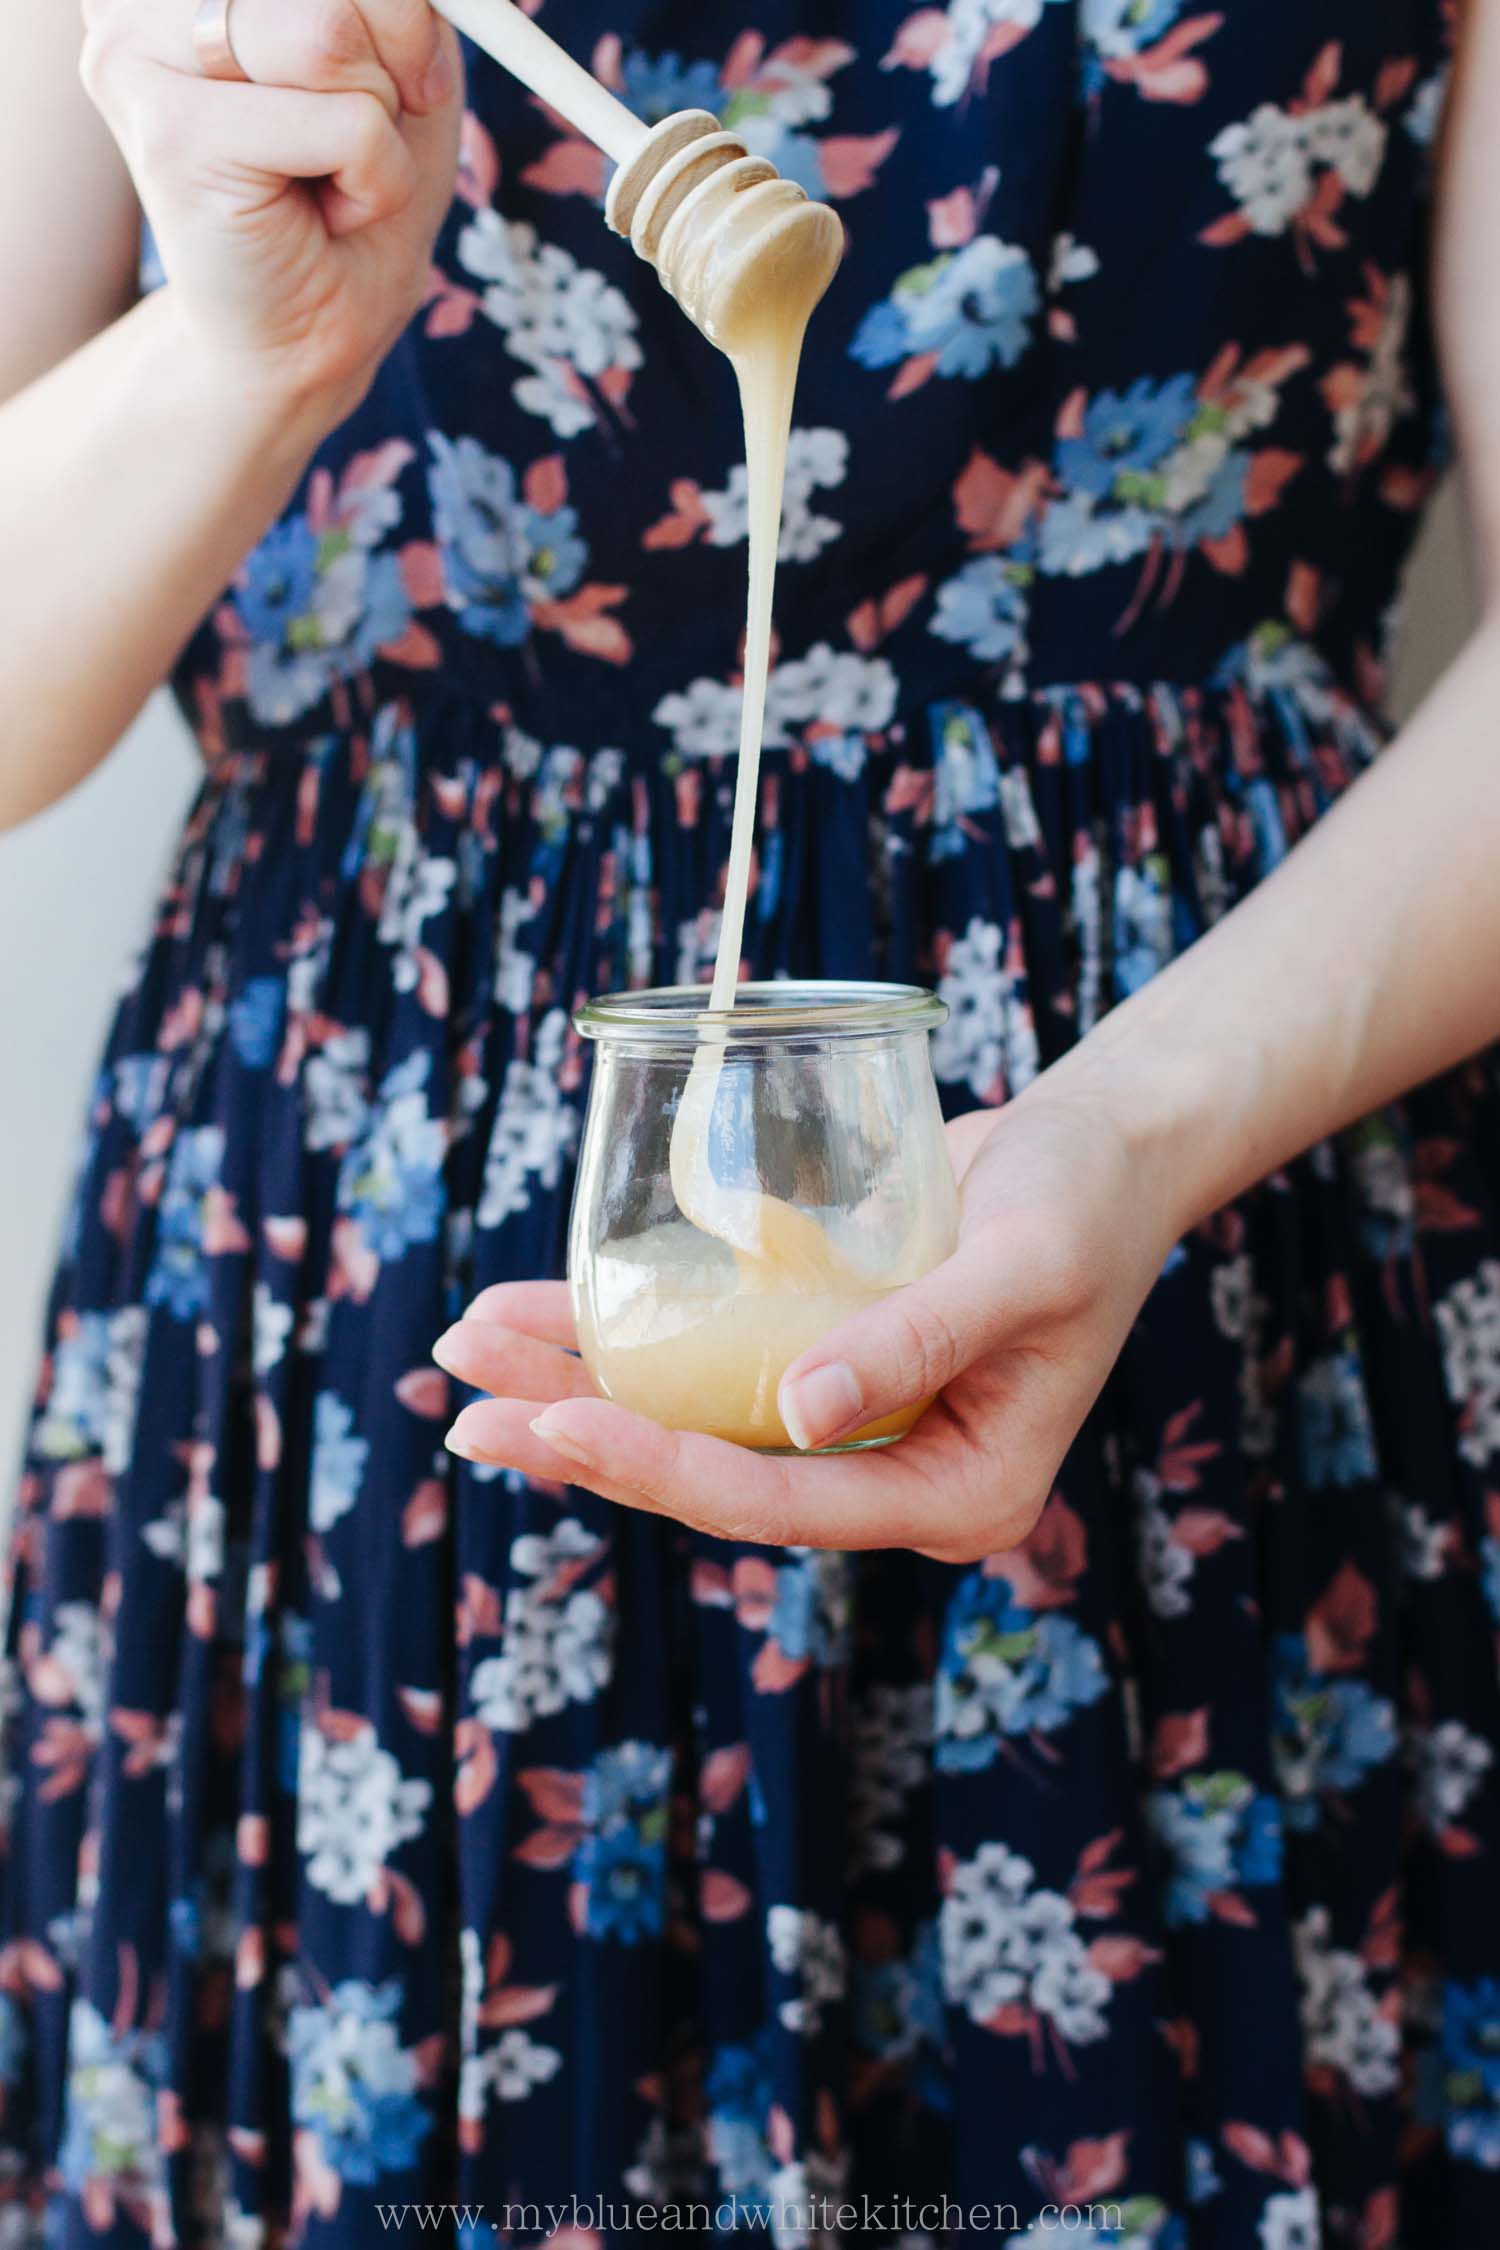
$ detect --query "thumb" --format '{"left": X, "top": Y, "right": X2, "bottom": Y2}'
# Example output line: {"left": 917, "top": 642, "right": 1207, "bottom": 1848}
{"left": 777, "top": 1227, "right": 1050, "bottom": 1453}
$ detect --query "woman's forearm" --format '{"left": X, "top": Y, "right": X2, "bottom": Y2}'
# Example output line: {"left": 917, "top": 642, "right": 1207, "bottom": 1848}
{"left": 0, "top": 290, "right": 335, "bottom": 829}
{"left": 1037, "top": 616, "right": 1500, "bottom": 1234}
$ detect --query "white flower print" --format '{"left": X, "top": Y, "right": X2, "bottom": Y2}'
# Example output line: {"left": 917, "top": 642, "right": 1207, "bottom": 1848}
{"left": 1210, "top": 1254, "right": 1255, "bottom": 1343}
{"left": 1408, "top": 1717, "right": 1493, "bottom": 1835}
{"left": 653, "top": 677, "right": 744, "bottom": 761}
{"left": 931, "top": 916, "right": 1039, "bottom": 1102}
{"left": 654, "top": 643, "right": 897, "bottom": 759}
{"left": 768, "top": 643, "right": 899, "bottom": 735}
{"left": 1212, "top": 94, "right": 1386, "bottom": 240}
{"left": 1326, "top": 274, "right": 1414, "bottom": 477}
{"left": 102, "top": 1306, "right": 149, "bottom": 1479}
{"left": 766, "top": 1906, "right": 847, "bottom": 2036}
{"left": 849, "top": 1683, "right": 933, "bottom": 1874}
{"left": 1210, "top": 105, "right": 1313, "bottom": 234}
{"left": 494, "top": 887, "right": 540, "bottom": 1015}
{"left": 923, "top": 0, "right": 1054, "bottom": 107}
{"left": 42, "top": 1603, "right": 109, "bottom": 1740}
{"left": 378, "top": 838, "right": 456, "bottom": 992}
{"left": 252, "top": 1282, "right": 294, "bottom": 1380}
{"left": 297, "top": 1723, "right": 432, "bottom": 1906}
{"left": 469, "top": 1520, "right": 614, "bottom": 1735}
{"left": 303, "top": 1030, "right": 372, "bottom": 1154}
{"left": 142, "top": 1490, "right": 226, "bottom": 1586}
{"left": 1134, "top": 1469, "right": 1194, "bottom": 1620}
{"left": 1294, "top": 1906, "right": 1399, "bottom": 2099}
{"left": 1047, "top": 232, "right": 1100, "bottom": 295}
{"left": 1303, "top": 98, "right": 1386, "bottom": 197}
{"left": 456, "top": 211, "right": 642, "bottom": 438}
{"left": 309, "top": 1392, "right": 368, "bottom": 1535}
{"left": 1434, "top": 1259, "right": 1500, "bottom": 1470}
{"left": 696, "top": 429, "right": 849, "bottom": 564}
{"left": 477, "top": 1010, "right": 580, "bottom": 1231}
{"left": 998, "top": 765, "right": 1042, "bottom": 853}
{"left": 939, "top": 1840, "right": 1111, "bottom": 2043}
{"left": 489, "top": 2027, "right": 563, "bottom": 2101}
{"left": 1394, "top": 1499, "right": 1450, "bottom": 1583}
{"left": 1258, "top": 2185, "right": 1322, "bottom": 2250}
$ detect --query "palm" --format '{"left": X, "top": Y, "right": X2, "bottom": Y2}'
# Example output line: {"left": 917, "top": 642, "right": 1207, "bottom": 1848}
{"left": 437, "top": 1093, "right": 1179, "bottom": 1561}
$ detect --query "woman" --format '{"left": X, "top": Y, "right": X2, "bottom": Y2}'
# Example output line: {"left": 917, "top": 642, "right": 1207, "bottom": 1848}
{"left": 3, "top": 0, "right": 1500, "bottom": 2240}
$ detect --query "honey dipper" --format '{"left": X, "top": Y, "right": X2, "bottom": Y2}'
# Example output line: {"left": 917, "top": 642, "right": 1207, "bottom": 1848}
{"left": 433, "top": 0, "right": 844, "bottom": 345}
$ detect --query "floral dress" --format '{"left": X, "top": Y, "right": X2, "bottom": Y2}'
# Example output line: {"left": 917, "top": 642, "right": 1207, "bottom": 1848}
{"left": 4, "top": 1, "right": 1497, "bottom": 2244}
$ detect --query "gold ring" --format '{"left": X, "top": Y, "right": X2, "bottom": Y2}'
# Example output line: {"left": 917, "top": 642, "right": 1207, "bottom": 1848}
{"left": 191, "top": 0, "right": 246, "bottom": 81}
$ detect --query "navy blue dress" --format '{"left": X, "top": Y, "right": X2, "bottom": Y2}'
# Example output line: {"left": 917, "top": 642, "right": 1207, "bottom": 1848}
{"left": 5, "top": 4, "right": 1497, "bottom": 2244}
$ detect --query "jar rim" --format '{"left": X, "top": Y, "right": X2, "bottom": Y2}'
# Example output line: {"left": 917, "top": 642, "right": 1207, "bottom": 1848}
{"left": 575, "top": 979, "right": 948, "bottom": 1044}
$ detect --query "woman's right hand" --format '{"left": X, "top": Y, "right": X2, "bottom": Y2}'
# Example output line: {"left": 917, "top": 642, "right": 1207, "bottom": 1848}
{"left": 80, "top": 0, "right": 464, "bottom": 429}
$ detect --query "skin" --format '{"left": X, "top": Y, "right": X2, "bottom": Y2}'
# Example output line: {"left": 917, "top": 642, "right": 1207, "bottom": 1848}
{"left": 0, "top": 0, "right": 461, "bottom": 829}
{"left": 4, "top": 1, "right": 1500, "bottom": 1562}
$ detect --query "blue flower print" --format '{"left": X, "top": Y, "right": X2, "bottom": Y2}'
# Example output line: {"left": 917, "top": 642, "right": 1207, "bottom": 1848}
{"left": 936, "top": 1571, "right": 1109, "bottom": 1773}
{"left": 1148, "top": 1772, "right": 1284, "bottom": 1925}
{"left": 1175, "top": 448, "right": 1250, "bottom": 548}
{"left": 766, "top": 1550, "right": 851, "bottom": 1666}
{"left": 428, "top": 434, "right": 587, "bottom": 647}
{"left": 58, "top": 1999, "right": 168, "bottom": 2205}
{"left": 1297, "top": 1349, "right": 1379, "bottom": 1490}
{"left": 33, "top": 1312, "right": 114, "bottom": 1460}
{"left": 1114, "top": 856, "right": 1174, "bottom": 997}
{"left": 286, "top": 1980, "right": 433, "bottom": 2186}
{"left": 1483, "top": 1529, "right": 1500, "bottom": 1630}
{"left": 620, "top": 48, "right": 726, "bottom": 123}
{"left": 228, "top": 976, "right": 286, "bottom": 1071}
{"left": 233, "top": 442, "right": 421, "bottom": 729}
{"left": 0, "top": 1994, "right": 26, "bottom": 2091}
{"left": 582, "top": 1740, "right": 673, "bottom": 1830}
{"left": 576, "top": 1823, "right": 666, "bottom": 1943}
{"left": 336, "top": 1049, "right": 447, "bottom": 1263}
{"left": 309, "top": 1393, "right": 369, "bottom": 1536}
{"left": 574, "top": 1742, "right": 671, "bottom": 1943}
{"left": 703, "top": 2031, "right": 779, "bottom": 2203}
{"left": 145, "top": 1124, "right": 228, "bottom": 1320}
{"left": 853, "top": 237, "right": 1040, "bottom": 381}
{"left": 1272, "top": 1634, "right": 1396, "bottom": 1829}
{"left": 1443, "top": 1979, "right": 1500, "bottom": 2167}
{"left": 931, "top": 556, "right": 1031, "bottom": 667}
{"left": 1057, "top": 375, "right": 1199, "bottom": 497}
{"left": 238, "top": 519, "right": 322, "bottom": 645}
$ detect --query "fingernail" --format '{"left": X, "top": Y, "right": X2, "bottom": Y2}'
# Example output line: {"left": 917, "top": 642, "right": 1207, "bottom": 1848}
{"left": 445, "top": 1421, "right": 480, "bottom": 1461}
{"left": 421, "top": 48, "right": 455, "bottom": 108}
{"left": 780, "top": 1361, "right": 862, "bottom": 1453}
{"left": 431, "top": 1324, "right": 467, "bottom": 1376}
{"left": 530, "top": 1413, "right": 593, "bottom": 1466}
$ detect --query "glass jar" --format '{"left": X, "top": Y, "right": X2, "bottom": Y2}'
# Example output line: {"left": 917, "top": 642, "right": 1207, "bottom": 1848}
{"left": 568, "top": 982, "right": 958, "bottom": 1453}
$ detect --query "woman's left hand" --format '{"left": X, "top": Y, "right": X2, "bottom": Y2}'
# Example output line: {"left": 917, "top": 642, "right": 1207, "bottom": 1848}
{"left": 435, "top": 1083, "right": 1186, "bottom": 1562}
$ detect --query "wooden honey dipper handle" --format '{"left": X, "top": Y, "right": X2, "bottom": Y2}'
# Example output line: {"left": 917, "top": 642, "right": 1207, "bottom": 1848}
{"left": 432, "top": 0, "right": 648, "bottom": 166}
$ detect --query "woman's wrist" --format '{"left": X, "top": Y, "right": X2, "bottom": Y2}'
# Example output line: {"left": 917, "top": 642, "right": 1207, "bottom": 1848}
{"left": 142, "top": 287, "right": 363, "bottom": 484}
{"left": 1016, "top": 994, "right": 1268, "bottom": 1251}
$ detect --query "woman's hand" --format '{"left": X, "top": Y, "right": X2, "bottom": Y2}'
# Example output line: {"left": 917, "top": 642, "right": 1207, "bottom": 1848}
{"left": 435, "top": 1086, "right": 1188, "bottom": 1562}
{"left": 80, "top": 0, "right": 463, "bottom": 422}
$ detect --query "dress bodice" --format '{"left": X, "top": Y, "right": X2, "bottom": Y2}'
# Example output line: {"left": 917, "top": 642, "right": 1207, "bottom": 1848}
{"left": 170, "top": 0, "right": 1453, "bottom": 758}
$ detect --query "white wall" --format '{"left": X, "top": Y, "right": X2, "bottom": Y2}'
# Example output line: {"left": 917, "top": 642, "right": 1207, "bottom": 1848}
{"left": 0, "top": 481, "right": 1478, "bottom": 1478}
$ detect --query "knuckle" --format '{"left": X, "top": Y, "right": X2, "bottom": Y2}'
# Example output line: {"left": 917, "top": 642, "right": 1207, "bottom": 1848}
{"left": 306, "top": 0, "right": 370, "bottom": 73}
{"left": 345, "top": 90, "right": 394, "bottom": 161}
{"left": 890, "top": 1297, "right": 960, "bottom": 1400}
